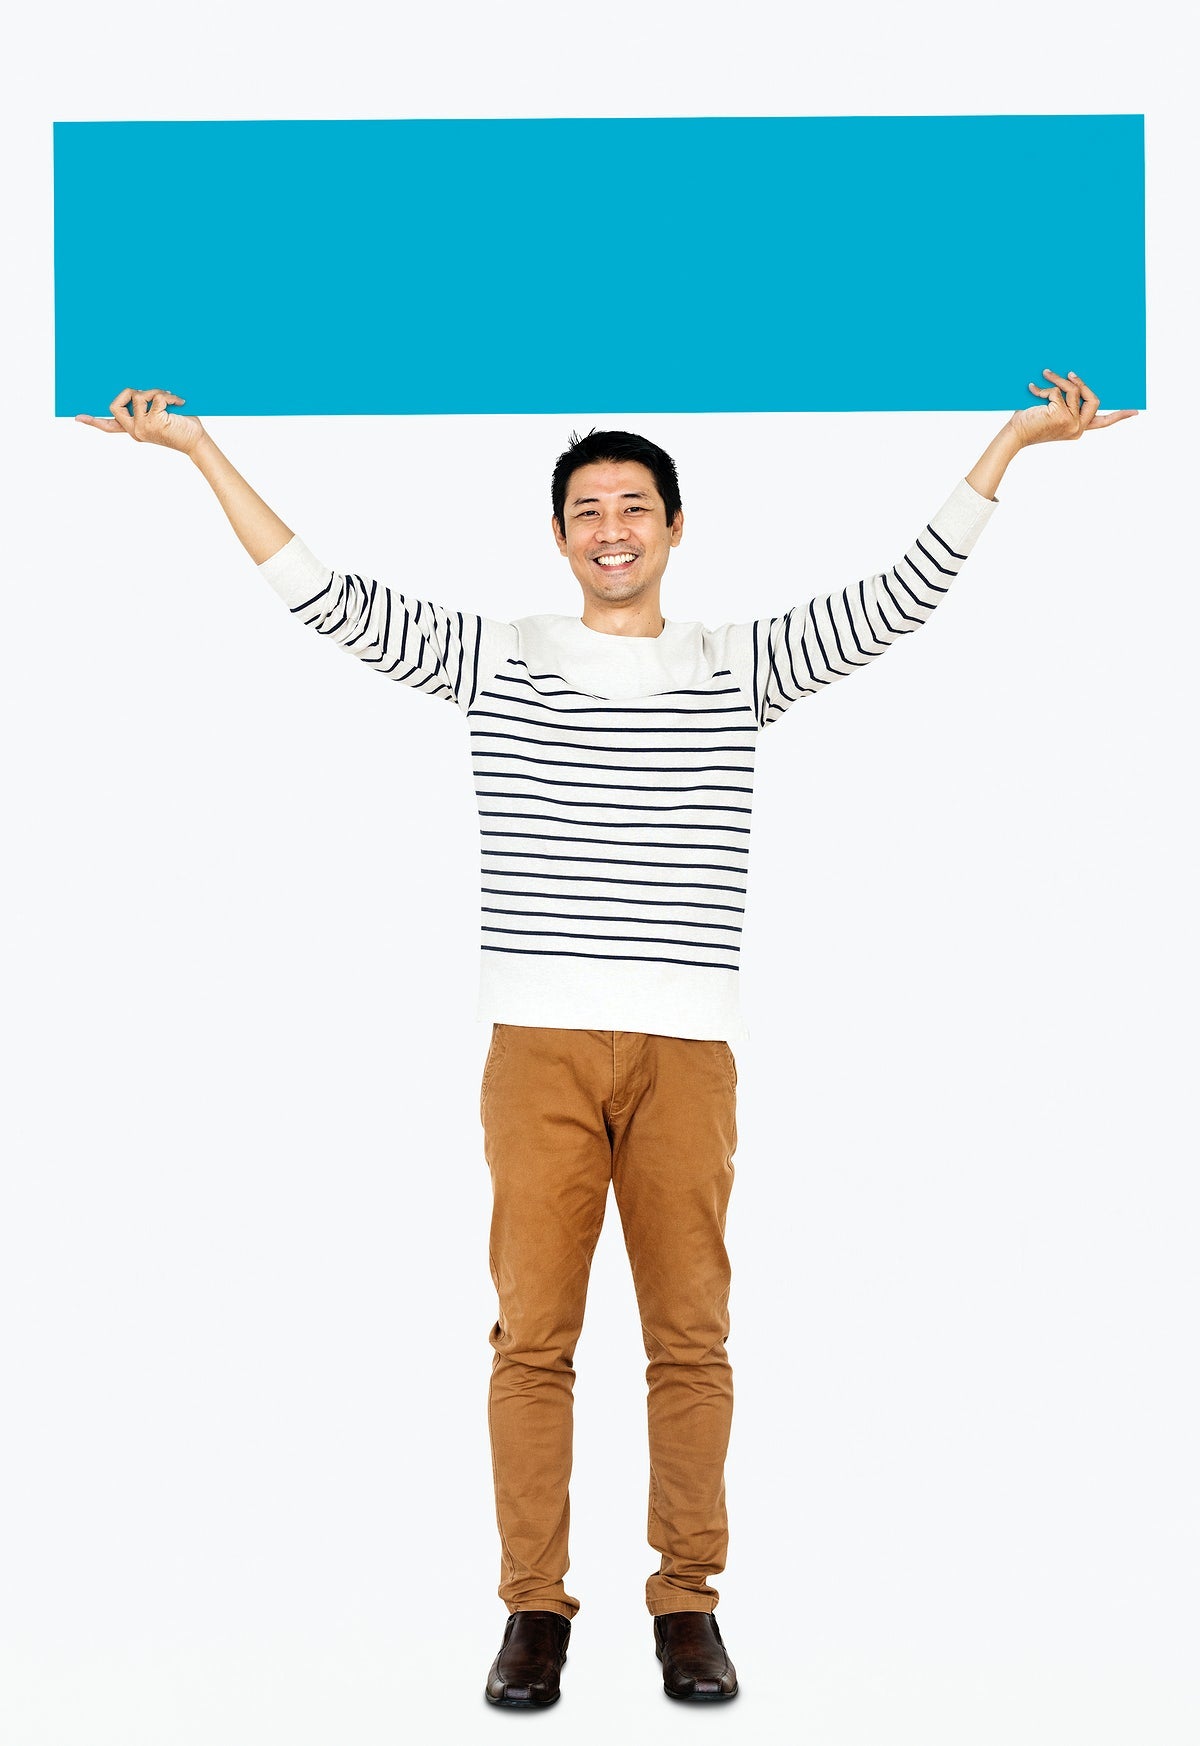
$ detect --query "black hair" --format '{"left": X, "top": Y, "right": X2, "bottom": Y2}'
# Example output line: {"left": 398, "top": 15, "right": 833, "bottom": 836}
{"left": 551, "top": 429, "right": 682, "bottom": 535}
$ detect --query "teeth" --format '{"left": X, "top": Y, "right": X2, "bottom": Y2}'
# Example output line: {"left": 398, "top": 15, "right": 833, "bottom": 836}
{"left": 597, "top": 554, "right": 636, "bottom": 567}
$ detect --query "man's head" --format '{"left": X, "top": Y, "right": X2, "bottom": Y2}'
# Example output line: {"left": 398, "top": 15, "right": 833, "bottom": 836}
{"left": 550, "top": 429, "right": 684, "bottom": 613}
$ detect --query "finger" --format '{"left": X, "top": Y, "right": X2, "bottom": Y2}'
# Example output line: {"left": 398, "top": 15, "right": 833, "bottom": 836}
{"left": 74, "top": 414, "right": 125, "bottom": 433}
{"left": 132, "top": 390, "right": 150, "bottom": 420}
{"left": 1068, "top": 371, "right": 1096, "bottom": 426}
{"left": 1065, "top": 371, "right": 1096, "bottom": 421}
{"left": 108, "top": 389, "right": 136, "bottom": 434}
{"left": 1087, "top": 409, "right": 1140, "bottom": 429}
{"left": 1077, "top": 399, "right": 1097, "bottom": 432}
{"left": 1027, "top": 381, "right": 1052, "bottom": 398}
{"left": 1043, "top": 369, "right": 1080, "bottom": 417}
{"left": 1067, "top": 373, "right": 1098, "bottom": 429}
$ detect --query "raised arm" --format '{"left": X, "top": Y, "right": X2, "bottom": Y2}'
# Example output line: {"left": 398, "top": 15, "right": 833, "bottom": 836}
{"left": 963, "top": 367, "right": 1136, "bottom": 499}
{"left": 747, "top": 472, "right": 996, "bottom": 728}
{"left": 76, "top": 387, "right": 294, "bottom": 562}
{"left": 738, "top": 369, "right": 1137, "bottom": 729}
{"left": 76, "top": 387, "right": 507, "bottom": 714}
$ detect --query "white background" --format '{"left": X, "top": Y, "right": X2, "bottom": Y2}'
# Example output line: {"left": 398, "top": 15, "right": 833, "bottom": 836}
{"left": 5, "top": 5, "right": 1196, "bottom": 1743}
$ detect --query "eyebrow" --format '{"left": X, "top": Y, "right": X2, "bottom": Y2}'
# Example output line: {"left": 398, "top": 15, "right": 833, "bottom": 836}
{"left": 570, "top": 491, "right": 652, "bottom": 507}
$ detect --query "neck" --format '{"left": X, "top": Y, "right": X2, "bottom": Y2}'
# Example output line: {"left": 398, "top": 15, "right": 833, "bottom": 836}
{"left": 579, "top": 597, "right": 667, "bottom": 639}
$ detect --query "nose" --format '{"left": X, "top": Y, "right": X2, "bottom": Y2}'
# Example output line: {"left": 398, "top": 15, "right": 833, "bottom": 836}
{"left": 594, "top": 510, "right": 630, "bottom": 545}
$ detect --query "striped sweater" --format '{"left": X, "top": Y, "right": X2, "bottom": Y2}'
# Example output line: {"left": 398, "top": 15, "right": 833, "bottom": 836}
{"left": 258, "top": 476, "right": 997, "bottom": 1041}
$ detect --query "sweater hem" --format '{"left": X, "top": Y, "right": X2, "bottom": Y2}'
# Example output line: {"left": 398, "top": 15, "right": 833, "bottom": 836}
{"left": 475, "top": 951, "right": 750, "bottom": 1043}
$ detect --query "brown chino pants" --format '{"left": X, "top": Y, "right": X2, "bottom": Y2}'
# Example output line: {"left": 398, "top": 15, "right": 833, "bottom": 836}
{"left": 479, "top": 1024, "right": 738, "bottom": 1620}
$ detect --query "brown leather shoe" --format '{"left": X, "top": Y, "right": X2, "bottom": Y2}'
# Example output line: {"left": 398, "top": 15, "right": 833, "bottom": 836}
{"left": 653, "top": 1610, "right": 739, "bottom": 1700}
{"left": 485, "top": 1609, "right": 571, "bottom": 1707}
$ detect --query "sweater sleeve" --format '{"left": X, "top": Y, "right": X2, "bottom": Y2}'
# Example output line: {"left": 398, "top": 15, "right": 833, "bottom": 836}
{"left": 731, "top": 478, "right": 998, "bottom": 729}
{"left": 257, "top": 533, "right": 494, "bottom": 717}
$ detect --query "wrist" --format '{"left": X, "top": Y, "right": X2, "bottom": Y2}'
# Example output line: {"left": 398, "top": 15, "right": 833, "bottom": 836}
{"left": 189, "top": 428, "right": 220, "bottom": 469}
{"left": 966, "top": 423, "right": 1023, "bottom": 503}
{"left": 999, "top": 416, "right": 1028, "bottom": 455}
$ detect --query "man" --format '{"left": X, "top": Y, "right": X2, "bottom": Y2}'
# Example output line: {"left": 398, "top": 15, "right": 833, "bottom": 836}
{"left": 77, "top": 374, "right": 1135, "bottom": 1706}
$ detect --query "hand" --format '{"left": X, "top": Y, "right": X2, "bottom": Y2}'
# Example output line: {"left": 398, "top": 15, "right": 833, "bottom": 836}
{"left": 75, "top": 388, "right": 207, "bottom": 457}
{"left": 1008, "top": 369, "right": 1138, "bottom": 449}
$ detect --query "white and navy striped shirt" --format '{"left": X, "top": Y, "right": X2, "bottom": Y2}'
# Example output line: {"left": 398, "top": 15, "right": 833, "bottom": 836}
{"left": 259, "top": 476, "right": 997, "bottom": 1040}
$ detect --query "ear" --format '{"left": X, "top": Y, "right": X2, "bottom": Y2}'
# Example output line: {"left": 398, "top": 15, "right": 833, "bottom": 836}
{"left": 670, "top": 509, "right": 684, "bottom": 547}
{"left": 551, "top": 512, "right": 567, "bottom": 555}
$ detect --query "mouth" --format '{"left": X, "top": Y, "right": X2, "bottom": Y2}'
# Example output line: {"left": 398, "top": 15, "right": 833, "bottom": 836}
{"left": 593, "top": 552, "right": 639, "bottom": 571}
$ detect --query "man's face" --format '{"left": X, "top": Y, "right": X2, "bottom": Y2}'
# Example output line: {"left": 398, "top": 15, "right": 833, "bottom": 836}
{"left": 552, "top": 459, "right": 683, "bottom": 607}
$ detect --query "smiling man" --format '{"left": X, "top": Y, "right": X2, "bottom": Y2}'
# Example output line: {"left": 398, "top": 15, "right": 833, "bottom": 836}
{"left": 78, "top": 377, "right": 1136, "bottom": 1709}
{"left": 553, "top": 445, "right": 683, "bottom": 634}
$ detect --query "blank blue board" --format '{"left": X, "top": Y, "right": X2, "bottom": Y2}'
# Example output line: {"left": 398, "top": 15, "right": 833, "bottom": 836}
{"left": 54, "top": 115, "right": 1146, "bottom": 417}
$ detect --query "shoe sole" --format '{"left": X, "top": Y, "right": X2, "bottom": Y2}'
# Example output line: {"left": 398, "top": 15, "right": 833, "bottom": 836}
{"left": 485, "top": 1689, "right": 563, "bottom": 1707}
{"left": 662, "top": 1682, "right": 739, "bottom": 1701}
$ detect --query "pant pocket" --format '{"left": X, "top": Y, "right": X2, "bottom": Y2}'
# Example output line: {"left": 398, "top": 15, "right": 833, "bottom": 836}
{"left": 480, "top": 1023, "right": 510, "bottom": 1113}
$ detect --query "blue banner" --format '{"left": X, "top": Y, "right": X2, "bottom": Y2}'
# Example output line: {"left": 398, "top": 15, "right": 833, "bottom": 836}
{"left": 54, "top": 115, "right": 1146, "bottom": 416}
